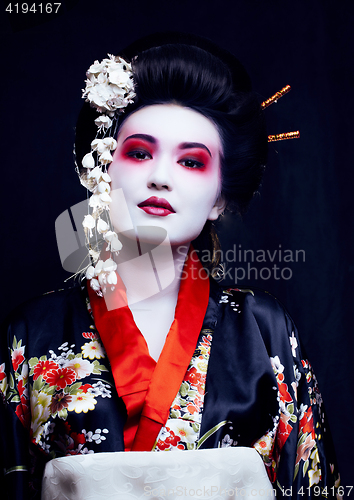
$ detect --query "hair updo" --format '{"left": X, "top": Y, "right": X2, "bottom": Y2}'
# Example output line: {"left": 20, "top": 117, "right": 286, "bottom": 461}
{"left": 75, "top": 32, "right": 267, "bottom": 215}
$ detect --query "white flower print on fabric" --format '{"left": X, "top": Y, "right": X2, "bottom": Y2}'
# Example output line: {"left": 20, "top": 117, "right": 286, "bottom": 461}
{"left": 230, "top": 301, "right": 241, "bottom": 313}
{"left": 67, "top": 392, "right": 97, "bottom": 413}
{"left": 88, "top": 380, "right": 112, "bottom": 398}
{"left": 2, "top": 331, "right": 110, "bottom": 455}
{"left": 81, "top": 340, "right": 105, "bottom": 360}
{"left": 167, "top": 419, "right": 198, "bottom": 444}
{"left": 219, "top": 295, "right": 229, "bottom": 304}
{"left": 270, "top": 355, "right": 284, "bottom": 375}
{"left": 64, "top": 357, "right": 94, "bottom": 379}
{"left": 220, "top": 434, "right": 235, "bottom": 448}
{"left": 289, "top": 331, "right": 298, "bottom": 357}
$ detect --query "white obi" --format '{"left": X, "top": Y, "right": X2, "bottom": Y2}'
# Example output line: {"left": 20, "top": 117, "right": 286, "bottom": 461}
{"left": 41, "top": 447, "right": 275, "bottom": 499}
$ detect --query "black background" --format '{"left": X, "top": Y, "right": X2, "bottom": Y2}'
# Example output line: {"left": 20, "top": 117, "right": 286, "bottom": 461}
{"left": 1, "top": 0, "right": 353, "bottom": 489}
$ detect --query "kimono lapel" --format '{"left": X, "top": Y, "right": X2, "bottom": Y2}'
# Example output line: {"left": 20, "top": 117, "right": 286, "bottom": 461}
{"left": 88, "top": 250, "right": 210, "bottom": 451}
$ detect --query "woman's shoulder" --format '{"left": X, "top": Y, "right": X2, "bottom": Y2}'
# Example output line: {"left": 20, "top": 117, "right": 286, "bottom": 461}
{"left": 210, "top": 279, "right": 296, "bottom": 347}
{"left": 212, "top": 279, "right": 288, "bottom": 316}
{"left": 2, "top": 283, "right": 89, "bottom": 332}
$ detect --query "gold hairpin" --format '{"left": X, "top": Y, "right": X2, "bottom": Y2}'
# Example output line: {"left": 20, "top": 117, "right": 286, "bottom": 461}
{"left": 262, "top": 85, "right": 300, "bottom": 142}
{"left": 268, "top": 131, "right": 300, "bottom": 142}
{"left": 261, "top": 85, "right": 291, "bottom": 109}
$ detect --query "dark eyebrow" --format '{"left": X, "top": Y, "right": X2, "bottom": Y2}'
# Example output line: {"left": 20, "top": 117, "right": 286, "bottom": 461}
{"left": 179, "top": 142, "right": 212, "bottom": 158}
{"left": 123, "top": 134, "right": 157, "bottom": 144}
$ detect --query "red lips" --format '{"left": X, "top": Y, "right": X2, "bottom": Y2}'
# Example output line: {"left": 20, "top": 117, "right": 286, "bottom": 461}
{"left": 138, "top": 197, "right": 175, "bottom": 216}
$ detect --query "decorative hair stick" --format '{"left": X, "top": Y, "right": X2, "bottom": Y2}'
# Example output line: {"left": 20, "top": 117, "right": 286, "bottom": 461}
{"left": 261, "top": 85, "right": 291, "bottom": 109}
{"left": 268, "top": 131, "right": 300, "bottom": 142}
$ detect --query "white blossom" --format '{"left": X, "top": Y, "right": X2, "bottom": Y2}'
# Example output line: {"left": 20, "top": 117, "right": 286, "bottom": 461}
{"left": 97, "top": 218, "right": 109, "bottom": 234}
{"left": 88, "top": 166, "right": 103, "bottom": 181}
{"left": 90, "top": 278, "right": 100, "bottom": 292}
{"left": 102, "top": 137, "right": 117, "bottom": 150}
{"left": 99, "top": 150, "right": 113, "bottom": 164}
{"left": 99, "top": 192, "right": 112, "bottom": 204}
{"left": 102, "top": 258, "right": 117, "bottom": 273}
{"left": 104, "top": 231, "right": 122, "bottom": 252}
{"left": 94, "top": 115, "right": 112, "bottom": 130}
{"left": 86, "top": 266, "right": 95, "bottom": 280}
{"left": 82, "top": 153, "right": 95, "bottom": 169}
{"left": 87, "top": 60, "right": 106, "bottom": 75}
{"left": 97, "top": 181, "right": 110, "bottom": 193}
{"left": 82, "top": 214, "right": 96, "bottom": 237}
{"left": 101, "top": 172, "right": 111, "bottom": 183}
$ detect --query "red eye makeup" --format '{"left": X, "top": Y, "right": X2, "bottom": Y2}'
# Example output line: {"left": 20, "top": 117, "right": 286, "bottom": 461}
{"left": 120, "top": 138, "right": 155, "bottom": 161}
{"left": 177, "top": 147, "right": 211, "bottom": 170}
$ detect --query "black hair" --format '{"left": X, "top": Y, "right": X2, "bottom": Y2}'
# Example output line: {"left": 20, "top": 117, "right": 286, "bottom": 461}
{"left": 75, "top": 33, "right": 267, "bottom": 215}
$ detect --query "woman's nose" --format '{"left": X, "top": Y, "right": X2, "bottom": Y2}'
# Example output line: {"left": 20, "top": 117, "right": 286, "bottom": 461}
{"left": 146, "top": 156, "right": 173, "bottom": 191}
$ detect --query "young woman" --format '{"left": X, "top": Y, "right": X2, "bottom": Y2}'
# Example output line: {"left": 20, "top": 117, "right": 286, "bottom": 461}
{"left": 0, "top": 33, "right": 340, "bottom": 499}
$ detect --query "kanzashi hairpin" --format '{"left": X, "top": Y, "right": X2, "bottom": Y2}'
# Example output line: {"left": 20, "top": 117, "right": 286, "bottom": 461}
{"left": 261, "top": 85, "right": 291, "bottom": 109}
{"left": 262, "top": 85, "right": 300, "bottom": 143}
{"left": 268, "top": 131, "right": 300, "bottom": 142}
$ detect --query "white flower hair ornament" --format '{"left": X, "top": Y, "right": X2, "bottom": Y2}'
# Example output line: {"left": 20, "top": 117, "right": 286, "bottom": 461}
{"left": 80, "top": 54, "right": 136, "bottom": 295}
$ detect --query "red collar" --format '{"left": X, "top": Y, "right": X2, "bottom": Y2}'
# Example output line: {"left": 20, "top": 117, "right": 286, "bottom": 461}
{"left": 88, "top": 250, "right": 210, "bottom": 451}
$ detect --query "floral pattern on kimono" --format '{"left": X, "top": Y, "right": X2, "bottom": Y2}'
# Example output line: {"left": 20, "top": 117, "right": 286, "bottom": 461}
{"left": 0, "top": 282, "right": 341, "bottom": 499}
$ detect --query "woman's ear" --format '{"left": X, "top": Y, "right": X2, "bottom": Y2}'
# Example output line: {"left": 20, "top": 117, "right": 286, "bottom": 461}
{"left": 207, "top": 196, "right": 226, "bottom": 221}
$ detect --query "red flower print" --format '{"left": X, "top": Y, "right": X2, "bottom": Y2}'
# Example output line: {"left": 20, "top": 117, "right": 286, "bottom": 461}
{"left": 186, "top": 367, "right": 202, "bottom": 386}
{"left": 80, "top": 384, "right": 93, "bottom": 393}
{"left": 300, "top": 408, "right": 315, "bottom": 437}
{"left": 277, "top": 413, "right": 293, "bottom": 450}
{"left": 45, "top": 368, "right": 76, "bottom": 389}
{"left": 12, "top": 347, "right": 25, "bottom": 371}
{"left": 197, "top": 383, "right": 205, "bottom": 395}
{"left": 186, "top": 403, "right": 199, "bottom": 415}
{"left": 33, "top": 360, "right": 58, "bottom": 381}
{"left": 259, "top": 440, "right": 267, "bottom": 449}
{"left": 165, "top": 429, "right": 180, "bottom": 447}
{"left": 50, "top": 392, "right": 72, "bottom": 414}
{"left": 17, "top": 379, "right": 28, "bottom": 405}
{"left": 15, "top": 402, "right": 30, "bottom": 428}
{"left": 156, "top": 439, "right": 170, "bottom": 450}
{"left": 200, "top": 336, "right": 212, "bottom": 348}
{"left": 82, "top": 331, "right": 99, "bottom": 340}
{"left": 295, "top": 433, "right": 316, "bottom": 465}
{"left": 0, "top": 363, "right": 6, "bottom": 381}
{"left": 64, "top": 421, "right": 72, "bottom": 434}
{"left": 156, "top": 429, "right": 180, "bottom": 451}
{"left": 71, "top": 432, "right": 86, "bottom": 447}
{"left": 277, "top": 377, "right": 293, "bottom": 403}
{"left": 186, "top": 397, "right": 203, "bottom": 415}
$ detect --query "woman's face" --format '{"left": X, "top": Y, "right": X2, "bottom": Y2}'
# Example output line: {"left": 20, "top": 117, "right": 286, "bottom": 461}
{"left": 108, "top": 104, "right": 224, "bottom": 247}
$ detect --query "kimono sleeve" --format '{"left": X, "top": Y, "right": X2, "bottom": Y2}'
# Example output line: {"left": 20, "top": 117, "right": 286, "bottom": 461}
{"left": 0, "top": 314, "right": 45, "bottom": 500}
{"left": 256, "top": 302, "right": 341, "bottom": 498}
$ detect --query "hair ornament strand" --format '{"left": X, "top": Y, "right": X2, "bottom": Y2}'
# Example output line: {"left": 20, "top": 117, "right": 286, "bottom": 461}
{"left": 80, "top": 55, "right": 136, "bottom": 295}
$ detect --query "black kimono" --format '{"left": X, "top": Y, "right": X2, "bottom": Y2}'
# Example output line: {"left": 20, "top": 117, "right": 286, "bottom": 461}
{"left": 0, "top": 278, "right": 340, "bottom": 499}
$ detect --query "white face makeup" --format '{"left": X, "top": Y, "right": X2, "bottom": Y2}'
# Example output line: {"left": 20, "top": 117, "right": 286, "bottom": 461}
{"left": 108, "top": 104, "right": 224, "bottom": 247}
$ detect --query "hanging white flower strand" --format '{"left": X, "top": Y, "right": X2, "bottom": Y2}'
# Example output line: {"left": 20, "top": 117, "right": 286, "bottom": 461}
{"left": 80, "top": 54, "right": 136, "bottom": 295}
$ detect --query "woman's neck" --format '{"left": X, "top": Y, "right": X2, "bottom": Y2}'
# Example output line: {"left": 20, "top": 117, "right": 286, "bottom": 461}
{"left": 107, "top": 233, "right": 190, "bottom": 361}
{"left": 112, "top": 231, "right": 190, "bottom": 306}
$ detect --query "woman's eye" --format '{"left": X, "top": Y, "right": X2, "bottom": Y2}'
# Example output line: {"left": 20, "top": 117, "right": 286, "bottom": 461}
{"left": 178, "top": 159, "right": 204, "bottom": 169}
{"left": 126, "top": 150, "right": 152, "bottom": 161}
